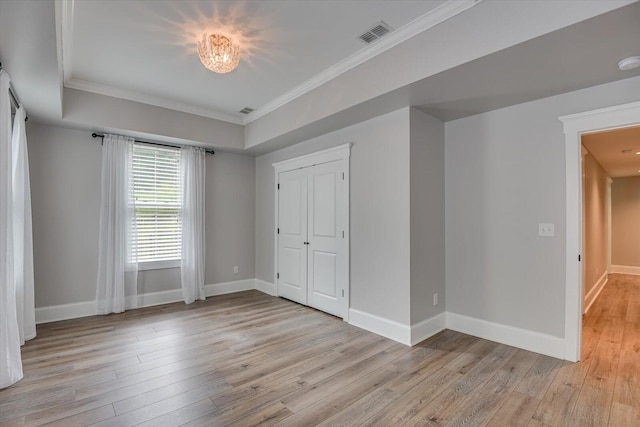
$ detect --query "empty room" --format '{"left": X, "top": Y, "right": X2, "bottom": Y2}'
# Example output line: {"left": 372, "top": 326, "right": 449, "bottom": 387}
{"left": 1, "top": 0, "right": 639, "bottom": 426}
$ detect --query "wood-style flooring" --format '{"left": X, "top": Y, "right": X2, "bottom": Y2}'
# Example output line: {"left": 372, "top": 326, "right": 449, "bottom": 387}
{"left": 1, "top": 273, "right": 638, "bottom": 426}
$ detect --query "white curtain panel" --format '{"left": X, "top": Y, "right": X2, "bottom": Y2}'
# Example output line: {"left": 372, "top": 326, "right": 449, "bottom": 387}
{"left": 96, "top": 134, "right": 138, "bottom": 314}
{"left": 0, "top": 71, "right": 23, "bottom": 389}
{"left": 12, "top": 106, "right": 36, "bottom": 345}
{"left": 180, "top": 146, "right": 206, "bottom": 304}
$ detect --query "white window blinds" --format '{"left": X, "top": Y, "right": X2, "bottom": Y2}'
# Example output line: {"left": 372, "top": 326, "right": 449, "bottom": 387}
{"left": 132, "top": 143, "right": 182, "bottom": 263}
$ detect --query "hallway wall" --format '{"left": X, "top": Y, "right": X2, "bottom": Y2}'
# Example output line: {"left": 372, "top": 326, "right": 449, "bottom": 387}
{"left": 612, "top": 176, "right": 640, "bottom": 270}
{"left": 582, "top": 150, "right": 610, "bottom": 300}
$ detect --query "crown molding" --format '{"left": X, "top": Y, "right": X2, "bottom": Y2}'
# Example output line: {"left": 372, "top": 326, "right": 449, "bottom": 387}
{"left": 64, "top": 78, "right": 244, "bottom": 124}
{"left": 242, "top": 0, "right": 482, "bottom": 124}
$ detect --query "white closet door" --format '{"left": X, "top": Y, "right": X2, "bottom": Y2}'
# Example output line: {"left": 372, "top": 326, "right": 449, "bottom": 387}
{"left": 307, "top": 161, "right": 343, "bottom": 317}
{"left": 277, "top": 169, "right": 308, "bottom": 305}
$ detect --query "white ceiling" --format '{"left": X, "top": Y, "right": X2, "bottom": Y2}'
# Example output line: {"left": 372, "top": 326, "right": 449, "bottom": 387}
{"left": 582, "top": 126, "right": 640, "bottom": 178}
{"left": 64, "top": 0, "right": 449, "bottom": 123}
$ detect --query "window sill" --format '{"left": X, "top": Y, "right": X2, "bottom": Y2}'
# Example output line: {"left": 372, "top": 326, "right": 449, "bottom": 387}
{"left": 138, "top": 260, "right": 181, "bottom": 271}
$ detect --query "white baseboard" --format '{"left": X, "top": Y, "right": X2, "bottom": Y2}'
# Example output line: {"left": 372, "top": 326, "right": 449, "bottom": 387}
{"left": 584, "top": 271, "right": 608, "bottom": 314}
{"left": 255, "top": 279, "right": 276, "bottom": 296}
{"left": 348, "top": 308, "right": 411, "bottom": 345}
{"left": 346, "top": 309, "right": 447, "bottom": 347}
{"left": 610, "top": 265, "right": 640, "bottom": 276}
{"left": 445, "top": 312, "right": 565, "bottom": 359}
{"left": 35, "top": 279, "right": 257, "bottom": 324}
{"left": 131, "top": 288, "right": 182, "bottom": 310}
{"left": 411, "top": 312, "right": 447, "bottom": 345}
{"left": 344, "top": 307, "right": 565, "bottom": 359}
{"left": 205, "top": 279, "right": 255, "bottom": 297}
{"left": 35, "top": 301, "right": 97, "bottom": 324}
{"left": 33, "top": 279, "right": 567, "bottom": 360}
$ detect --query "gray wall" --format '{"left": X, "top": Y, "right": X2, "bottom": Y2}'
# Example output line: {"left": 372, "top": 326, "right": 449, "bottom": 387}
{"left": 255, "top": 108, "right": 411, "bottom": 324}
{"left": 64, "top": 89, "right": 245, "bottom": 151}
{"left": 612, "top": 176, "right": 640, "bottom": 267}
{"left": 29, "top": 125, "right": 102, "bottom": 307}
{"left": 28, "top": 123, "right": 255, "bottom": 307}
{"left": 205, "top": 151, "right": 255, "bottom": 284}
{"left": 445, "top": 76, "right": 640, "bottom": 338}
{"left": 582, "top": 151, "right": 609, "bottom": 298}
{"left": 409, "top": 109, "right": 445, "bottom": 324}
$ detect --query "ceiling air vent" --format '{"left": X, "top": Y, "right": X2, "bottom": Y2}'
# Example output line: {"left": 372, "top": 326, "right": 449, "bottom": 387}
{"left": 358, "top": 21, "right": 393, "bottom": 44}
{"left": 239, "top": 107, "right": 254, "bottom": 114}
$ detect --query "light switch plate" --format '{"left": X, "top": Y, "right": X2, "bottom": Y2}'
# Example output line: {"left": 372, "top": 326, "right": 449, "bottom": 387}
{"left": 538, "top": 223, "right": 555, "bottom": 237}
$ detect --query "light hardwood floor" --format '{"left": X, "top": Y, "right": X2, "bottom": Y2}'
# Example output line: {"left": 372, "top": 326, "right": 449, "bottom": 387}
{"left": 1, "top": 274, "right": 638, "bottom": 426}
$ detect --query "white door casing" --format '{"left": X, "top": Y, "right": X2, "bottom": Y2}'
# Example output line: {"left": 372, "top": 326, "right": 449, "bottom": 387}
{"left": 560, "top": 100, "right": 640, "bottom": 362}
{"left": 273, "top": 143, "right": 351, "bottom": 320}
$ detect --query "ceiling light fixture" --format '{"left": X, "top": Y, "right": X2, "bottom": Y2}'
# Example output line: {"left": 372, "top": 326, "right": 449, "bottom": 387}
{"left": 197, "top": 33, "right": 240, "bottom": 74}
{"left": 618, "top": 56, "right": 640, "bottom": 71}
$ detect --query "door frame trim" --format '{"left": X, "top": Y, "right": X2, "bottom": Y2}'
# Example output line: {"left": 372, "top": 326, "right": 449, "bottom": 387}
{"left": 560, "top": 100, "right": 640, "bottom": 362}
{"left": 273, "top": 143, "right": 352, "bottom": 320}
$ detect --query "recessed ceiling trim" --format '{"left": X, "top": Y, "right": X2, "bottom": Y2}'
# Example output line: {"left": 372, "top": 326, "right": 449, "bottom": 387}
{"left": 58, "top": 0, "right": 244, "bottom": 125}
{"left": 241, "top": 0, "right": 482, "bottom": 124}
{"left": 58, "top": 0, "right": 480, "bottom": 127}
{"left": 64, "top": 78, "right": 244, "bottom": 124}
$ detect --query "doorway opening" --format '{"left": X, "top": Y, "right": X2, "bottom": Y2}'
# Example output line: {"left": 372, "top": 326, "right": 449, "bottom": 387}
{"left": 561, "top": 101, "right": 640, "bottom": 361}
{"left": 581, "top": 125, "right": 640, "bottom": 361}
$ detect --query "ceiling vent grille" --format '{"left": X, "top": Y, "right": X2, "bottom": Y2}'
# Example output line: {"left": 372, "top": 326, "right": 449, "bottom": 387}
{"left": 358, "top": 21, "right": 393, "bottom": 44}
{"left": 239, "top": 107, "right": 254, "bottom": 114}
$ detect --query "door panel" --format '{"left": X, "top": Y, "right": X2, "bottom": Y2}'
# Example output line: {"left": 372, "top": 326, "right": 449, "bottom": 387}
{"left": 307, "top": 161, "right": 343, "bottom": 317}
{"left": 312, "top": 173, "right": 336, "bottom": 237}
{"left": 311, "top": 251, "right": 337, "bottom": 297}
{"left": 280, "top": 179, "right": 302, "bottom": 235}
{"left": 279, "top": 246, "right": 304, "bottom": 296}
{"left": 277, "top": 169, "right": 307, "bottom": 305}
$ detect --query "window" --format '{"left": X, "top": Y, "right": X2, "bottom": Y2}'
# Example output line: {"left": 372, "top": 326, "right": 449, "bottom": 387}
{"left": 132, "top": 143, "right": 181, "bottom": 268}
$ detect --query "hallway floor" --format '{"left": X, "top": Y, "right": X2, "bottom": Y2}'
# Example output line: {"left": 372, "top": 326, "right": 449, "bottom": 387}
{"left": 577, "top": 273, "right": 640, "bottom": 425}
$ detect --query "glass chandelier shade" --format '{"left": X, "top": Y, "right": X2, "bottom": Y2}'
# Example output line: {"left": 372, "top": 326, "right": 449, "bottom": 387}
{"left": 197, "top": 33, "right": 240, "bottom": 74}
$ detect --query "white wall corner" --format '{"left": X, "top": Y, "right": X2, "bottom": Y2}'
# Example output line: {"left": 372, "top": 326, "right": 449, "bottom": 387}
{"left": 610, "top": 265, "right": 640, "bottom": 276}
{"left": 583, "top": 271, "right": 608, "bottom": 314}
{"left": 410, "top": 312, "right": 447, "bottom": 346}
{"left": 254, "top": 279, "right": 277, "bottom": 296}
{"left": 348, "top": 308, "right": 411, "bottom": 346}
{"left": 446, "top": 312, "right": 565, "bottom": 360}
{"left": 205, "top": 279, "right": 255, "bottom": 297}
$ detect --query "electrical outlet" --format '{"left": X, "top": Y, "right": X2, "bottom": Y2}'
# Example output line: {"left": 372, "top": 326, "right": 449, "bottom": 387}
{"left": 233, "top": 266, "right": 239, "bottom": 274}
{"left": 538, "top": 223, "right": 555, "bottom": 237}
{"left": 433, "top": 293, "right": 438, "bottom": 306}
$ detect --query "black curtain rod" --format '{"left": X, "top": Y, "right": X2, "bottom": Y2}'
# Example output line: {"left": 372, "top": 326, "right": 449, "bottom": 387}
{"left": 0, "top": 62, "right": 28, "bottom": 121}
{"left": 91, "top": 133, "right": 215, "bottom": 155}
